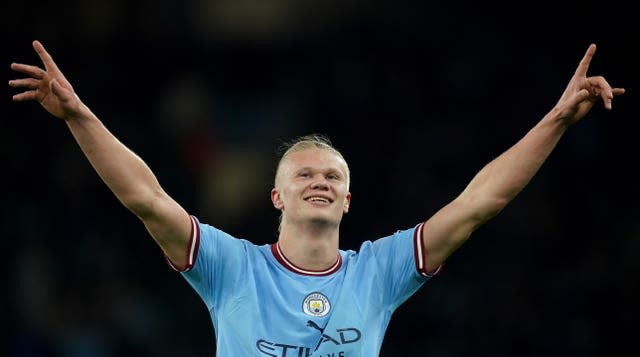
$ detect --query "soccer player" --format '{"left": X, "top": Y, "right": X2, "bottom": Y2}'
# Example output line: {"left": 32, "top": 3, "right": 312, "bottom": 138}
{"left": 9, "top": 40, "right": 624, "bottom": 356}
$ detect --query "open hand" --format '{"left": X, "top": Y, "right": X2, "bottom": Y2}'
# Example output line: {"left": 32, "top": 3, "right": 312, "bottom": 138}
{"left": 9, "top": 40, "right": 82, "bottom": 120}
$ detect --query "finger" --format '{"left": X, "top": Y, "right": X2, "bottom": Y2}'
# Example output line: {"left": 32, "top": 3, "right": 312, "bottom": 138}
{"left": 10, "top": 63, "right": 46, "bottom": 79}
{"left": 607, "top": 88, "right": 626, "bottom": 110}
{"left": 12, "top": 90, "right": 39, "bottom": 102}
{"left": 612, "top": 88, "right": 625, "bottom": 96}
{"left": 8, "top": 78, "right": 40, "bottom": 89}
{"left": 588, "top": 78, "right": 610, "bottom": 106}
{"left": 587, "top": 76, "right": 615, "bottom": 110}
{"left": 32, "top": 40, "right": 61, "bottom": 74}
{"left": 574, "top": 43, "right": 596, "bottom": 78}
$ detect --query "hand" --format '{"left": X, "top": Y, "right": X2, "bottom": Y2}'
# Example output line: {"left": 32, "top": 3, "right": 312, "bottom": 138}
{"left": 9, "top": 40, "right": 83, "bottom": 121}
{"left": 553, "top": 43, "right": 625, "bottom": 126}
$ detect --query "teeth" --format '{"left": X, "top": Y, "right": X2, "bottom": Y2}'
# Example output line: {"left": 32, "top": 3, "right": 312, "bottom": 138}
{"left": 308, "top": 197, "right": 329, "bottom": 203}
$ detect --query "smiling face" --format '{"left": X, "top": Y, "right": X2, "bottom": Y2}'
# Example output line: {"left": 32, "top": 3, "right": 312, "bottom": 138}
{"left": 272, "top": 147, "right": 351, "bottom": 230}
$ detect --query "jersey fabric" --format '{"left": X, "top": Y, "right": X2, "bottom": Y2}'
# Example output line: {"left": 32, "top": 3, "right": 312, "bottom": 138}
{"left": 168, "top": 215, "right": 439, "bottom": 356}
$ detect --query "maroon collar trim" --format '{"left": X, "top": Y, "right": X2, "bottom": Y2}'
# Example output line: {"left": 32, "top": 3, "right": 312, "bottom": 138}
{"left": 270, "top": 243, "right": 342, "bottom": 276}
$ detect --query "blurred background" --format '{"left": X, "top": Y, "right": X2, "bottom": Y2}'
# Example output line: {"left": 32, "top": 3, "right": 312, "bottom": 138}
{"left": 2, "top": 0, "right": 638, "bottom": 356}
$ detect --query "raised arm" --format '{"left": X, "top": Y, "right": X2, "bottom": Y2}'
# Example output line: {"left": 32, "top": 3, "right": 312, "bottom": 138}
{"left": 9, "top": 40, "right": 193, "bottom": 269}
{"left": 421, "top": 44, "right": 625, "bottom": 273}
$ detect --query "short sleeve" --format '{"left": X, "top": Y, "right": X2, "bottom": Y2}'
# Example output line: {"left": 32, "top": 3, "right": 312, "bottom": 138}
{"left": 179, "top": 217, "right": 247, "bottom": 312}
{"left": 367, "top": 223, "right": 439, "bottom": 309}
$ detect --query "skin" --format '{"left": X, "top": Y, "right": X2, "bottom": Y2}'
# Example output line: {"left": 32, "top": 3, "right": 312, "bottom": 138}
{"left": 271, "top": 148, "right": 351, "bottom": 270}
{"left": 9, "top": 40, "right": 625, "bottom": 275}
{"left": 418, "top": 44, "right": 625, "bottom": 272}
{"left": 10, "top": 40, "right": 193, "bottom": 268}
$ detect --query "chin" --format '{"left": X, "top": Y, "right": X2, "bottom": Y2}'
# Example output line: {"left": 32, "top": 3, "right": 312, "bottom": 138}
{"left": 307, "top": 215, "right": 341, "bottom": 228}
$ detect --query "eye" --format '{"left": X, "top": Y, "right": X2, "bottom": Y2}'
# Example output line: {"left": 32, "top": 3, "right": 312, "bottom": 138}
{"left": 298, "top": 171, "right": 310, "bottom": 178}
{"left": 327, "top": 173, "right": 339, "bottom": 180}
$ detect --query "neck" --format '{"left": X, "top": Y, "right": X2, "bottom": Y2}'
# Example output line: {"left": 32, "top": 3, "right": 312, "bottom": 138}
{"left": 277, "top": 221, "right": 340, "bottom": 271}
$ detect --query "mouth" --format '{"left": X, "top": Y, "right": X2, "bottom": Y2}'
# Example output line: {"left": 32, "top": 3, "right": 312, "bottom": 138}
{"left": 304, "top": 196, "right": 333, "bottom": 205}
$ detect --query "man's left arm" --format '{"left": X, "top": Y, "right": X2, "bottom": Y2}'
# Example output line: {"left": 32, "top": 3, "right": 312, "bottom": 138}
{"left": 419, "top": 44, "right": 625, "bottom": 273}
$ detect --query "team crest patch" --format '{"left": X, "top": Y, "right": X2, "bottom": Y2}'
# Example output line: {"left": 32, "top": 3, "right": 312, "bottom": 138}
{"left": 302, "top": 292, "right": 331, "bottom": 317}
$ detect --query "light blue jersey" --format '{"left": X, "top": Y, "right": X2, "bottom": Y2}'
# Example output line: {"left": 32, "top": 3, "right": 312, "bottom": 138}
{"left": 168, "top": 216, "right": 439, "bottom": 356}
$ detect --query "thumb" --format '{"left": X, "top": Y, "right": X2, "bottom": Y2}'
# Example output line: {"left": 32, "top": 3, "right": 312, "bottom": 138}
{"left": 50, "top": 79, "right": 73, "bottom": 101}
{"left": 567, "top": 88, "right": 590, "bottom": 108}
{"left": 559, "top": 88, "right": 589, "bottom": 114}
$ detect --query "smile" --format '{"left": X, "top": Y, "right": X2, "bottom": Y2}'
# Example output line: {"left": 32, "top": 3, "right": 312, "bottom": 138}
{"left": 305, "top": 196, "right": 332, "bottom": 204}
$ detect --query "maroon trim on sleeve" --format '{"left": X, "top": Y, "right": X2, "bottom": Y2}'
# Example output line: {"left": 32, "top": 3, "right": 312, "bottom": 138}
{"left": 165, "top": 215, "right": 200, "bottom": 272}
{"left": 413, "top": 222, "right": 442, "bottom": 277}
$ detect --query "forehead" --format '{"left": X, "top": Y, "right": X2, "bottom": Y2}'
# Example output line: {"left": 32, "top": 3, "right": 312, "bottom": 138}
{"left": 281, "top": 148, "right": 348, "bottom": 174}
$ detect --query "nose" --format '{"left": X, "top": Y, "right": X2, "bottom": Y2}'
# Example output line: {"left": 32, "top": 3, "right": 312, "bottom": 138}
{"left": 310, "top": 175, "right": 329, "bottom": 190}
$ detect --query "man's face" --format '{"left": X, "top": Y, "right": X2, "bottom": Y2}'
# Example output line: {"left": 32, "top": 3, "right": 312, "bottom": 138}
{"left": 272, "top": 148, "right": 351, "bottom": 228}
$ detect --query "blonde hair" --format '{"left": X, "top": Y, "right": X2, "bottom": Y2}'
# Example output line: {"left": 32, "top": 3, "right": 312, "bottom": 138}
{"left": 273, "top": 134, "right": 350, "bottom": 232}
{"left": 274, "top": 133, "right": 350, "bottom": 188}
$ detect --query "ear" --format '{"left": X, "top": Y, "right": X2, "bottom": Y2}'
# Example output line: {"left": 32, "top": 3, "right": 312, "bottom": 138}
{"left": 343, "top": 192, "right": 351, "bottom": 213}
{"left": 271, "top": 188, "right": 284, "bottom": 210}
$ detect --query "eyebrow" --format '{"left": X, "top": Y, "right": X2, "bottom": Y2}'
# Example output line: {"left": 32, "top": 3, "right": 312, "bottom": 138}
{"left": 296, "top": 167, "right": 344, "bottom": 177}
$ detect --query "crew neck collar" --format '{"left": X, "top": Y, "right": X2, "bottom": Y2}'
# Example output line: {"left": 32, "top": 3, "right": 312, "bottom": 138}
{"left": 270, "top": 243, "right": 342, "bottom": 276}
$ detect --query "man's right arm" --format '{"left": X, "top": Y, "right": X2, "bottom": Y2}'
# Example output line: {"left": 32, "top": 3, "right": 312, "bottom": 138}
{"left": 66, "top": 107, "right": 193, "bottom": 268}
{"left": 10, "top": 40, "right": 192, "bottom": 269}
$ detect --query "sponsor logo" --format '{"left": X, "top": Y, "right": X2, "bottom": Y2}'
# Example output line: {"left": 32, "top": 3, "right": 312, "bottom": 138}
{"left": 256, "top": 321, "right": 361, "bottom": 356}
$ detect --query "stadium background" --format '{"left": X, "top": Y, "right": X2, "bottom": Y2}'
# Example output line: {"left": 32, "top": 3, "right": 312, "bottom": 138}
{"left": 2, "top": 0, "right": 637, "bottom": 356}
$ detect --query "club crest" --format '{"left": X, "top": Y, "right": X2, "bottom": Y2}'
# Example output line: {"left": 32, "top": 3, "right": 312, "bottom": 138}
{"left": 302, "top": 292, "right": 331, "bottom": 317}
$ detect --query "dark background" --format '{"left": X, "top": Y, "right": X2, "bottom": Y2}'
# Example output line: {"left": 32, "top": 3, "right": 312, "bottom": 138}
{"left": 2, "top": 1, "right": 638, "bottom": 356}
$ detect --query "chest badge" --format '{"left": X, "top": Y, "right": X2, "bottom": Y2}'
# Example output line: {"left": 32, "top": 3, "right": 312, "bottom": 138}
{"left": 302, "top": 292, "right": 331, "bottom": 317}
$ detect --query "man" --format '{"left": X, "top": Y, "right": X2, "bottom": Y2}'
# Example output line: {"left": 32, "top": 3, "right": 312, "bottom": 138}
{"left": 9, "top": 40, "right": 624, "bottom": 356}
